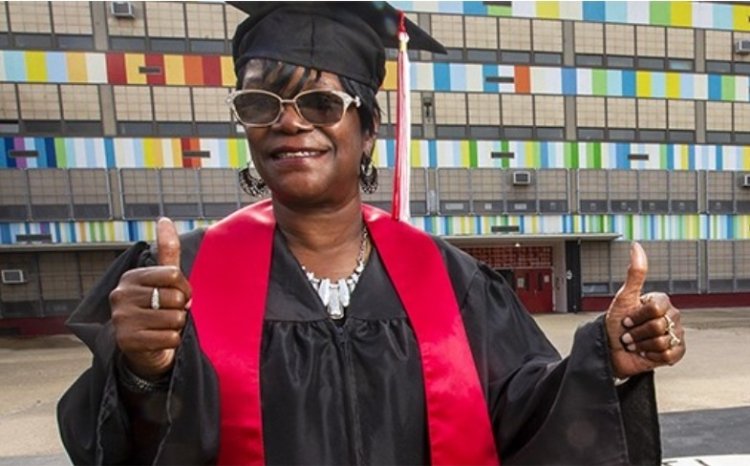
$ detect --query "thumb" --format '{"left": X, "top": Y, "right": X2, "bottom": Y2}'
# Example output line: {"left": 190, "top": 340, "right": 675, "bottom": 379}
{"left": 613, "top": 242, "right": 648, "bottom": 305}
{"left": 157, "top": 217, "right": 181, "bottom": 268}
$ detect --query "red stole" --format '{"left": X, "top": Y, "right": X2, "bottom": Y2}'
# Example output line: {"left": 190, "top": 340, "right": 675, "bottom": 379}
{"left": 189, "top": 199, "right": 499, "bottom": 465}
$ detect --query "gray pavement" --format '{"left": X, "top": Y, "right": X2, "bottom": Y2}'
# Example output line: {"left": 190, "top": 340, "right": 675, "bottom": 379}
{"left": 1, "top": 308, "right": 748, "bottom": 464}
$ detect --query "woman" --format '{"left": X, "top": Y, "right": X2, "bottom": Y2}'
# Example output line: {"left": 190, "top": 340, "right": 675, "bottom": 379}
{"left": 58, "top": 3, "right": 685, "bottom": 465}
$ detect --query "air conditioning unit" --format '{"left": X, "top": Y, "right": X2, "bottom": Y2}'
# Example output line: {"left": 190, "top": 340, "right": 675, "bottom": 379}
{"left": 736, "top": 40, "right": 750, "bottom": 55}
{"left": 1, "top": 269, "right": 26, "bottom": 284}
{"left": 111, "top": 2, "right": 135, "bottom": 19}
{"left": 742, "top": 174, "right": 750, "bottom": 188}
{"left": 512, "top": 171, "right": 532, "bottom": 186}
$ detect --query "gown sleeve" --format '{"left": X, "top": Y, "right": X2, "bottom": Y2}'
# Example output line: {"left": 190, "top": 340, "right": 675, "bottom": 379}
{"left": 441, "top": 242, "right": 661, "bottom": 465}
{"left": 56, "top": 230, "right": 220, "bottom": 465}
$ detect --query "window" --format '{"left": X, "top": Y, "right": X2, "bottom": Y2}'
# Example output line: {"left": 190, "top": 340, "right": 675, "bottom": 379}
{"left": 499, "top": 18, "right": 531, "bottom": 51}
{"left": 18, "top": 84, "right": 60, "bottom": 120}
{"left": 430, "top": 14, "right": 464, "bottom": 48}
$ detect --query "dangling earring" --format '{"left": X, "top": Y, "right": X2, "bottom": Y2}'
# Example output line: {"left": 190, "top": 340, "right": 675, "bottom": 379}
{"left": 239, "top": 164, "right": 268, "bottom": 197}
{"left": 360, "top": 154, "right": 378, "bottom": 194}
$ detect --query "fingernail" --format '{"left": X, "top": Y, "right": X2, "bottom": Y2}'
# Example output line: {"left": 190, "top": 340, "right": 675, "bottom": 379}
{"left": 621, "top": 333, "right": 633, "bottom": 345}
{"left": 623, "top": 317, "right": 634, "bottom": 328}
{"left": 639, "top": 351, "right": 646, "bottom": 358}
{"left": 627, "top": 344, "right": 636, "bottom": 352}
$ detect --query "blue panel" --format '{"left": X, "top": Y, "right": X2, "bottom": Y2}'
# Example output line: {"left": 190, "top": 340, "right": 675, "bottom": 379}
{"left": 562, "top": 68, "right": 577, "bottom": 95}
{"left": 46, "top": 52, "right": 67, "bottom": 83}
{"left": 85, "top": 138, "right": 97, "bottom": 167}
{"left": 726, "top": 216, "right": 734, "bottom": 239}
{"left": 540, "top": 142, "right": 550, "bottom": 168}
{"left": 604, "top": 1, "right": 628, "bottom": 22}
{"left": 105, "top": 138, "right": 116, "bottom": 168}
{"left": 649, "top": 215, "right": 656, "bottom": 240}
{"left": 666, "top": 145, "right": 674, "bottom": 170}
{"left": 4, "top": 138, "right": 17, "bottom": 168}
{"left": 438, "top": 2, "right": 464, "bottom": 14}
{"left": 712, "top": 4, "right": 733, "bottom": 30}
{"left": 0, "top": 224, "right": 11, "bottom": 244}
{"left": 0, "top": 138, "right": 8, "bottom": 168}
{"left": 615, "top": 143, "right": 630, "bottom": 169}
{"left": 449, "top": 64, "right": 466, "bottom": 90}
{"left": 708, "top": 75, "right": 722, "bottom": 100}
{"left": 54, "top": 223, "right": 61, "bottom": 242}
{"left": 428, "top": 139, "right": 438, "bottom": 168}
{"left": 483, "top": 64, "right": 499, "bottom": 92}
{"left": 67, "top": 223, "right": 77, "bottom": 242}
{"left": 650, "top": 72, "right": 665, "bottom": 98}
{"left": 464, "top": 2, "right": 486, "bottom": 15}
{"left": 583, "top": 1, "right": 606, "bottom": 21}
{"left": 434, "top": 63, "right": 451, "bottom": 91}
{"left": 45, "top": 138, "right": 56, "bottom": 167}
{"left": 715, "top": 145, "right": 723, "bottom": 170}
{"left": 127, "top": 221, "right": 138, "bottom": 242}
{"left": 621, "top": 70, "right": 636, "bottom": 97}
{"left": 33, "top": 138, "right": 48, "bottom": 168}
{"left": 688, "top": 145, "right": 695, "bottom": 170}
{"left": 386, "top": 139, "right": 395, "bottom": 167}
{"left": 4, "top": 52, "right": 26, "bottom": 81}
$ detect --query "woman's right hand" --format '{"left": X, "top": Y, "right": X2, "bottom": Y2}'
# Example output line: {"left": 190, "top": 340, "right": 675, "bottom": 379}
{"left": 109, "top": 218, "right": 191, "bottom": 379}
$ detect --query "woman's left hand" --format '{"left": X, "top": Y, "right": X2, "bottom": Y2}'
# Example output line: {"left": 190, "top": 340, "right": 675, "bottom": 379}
{"left": 604, "top": 243, "right": 686, "bottom": 379}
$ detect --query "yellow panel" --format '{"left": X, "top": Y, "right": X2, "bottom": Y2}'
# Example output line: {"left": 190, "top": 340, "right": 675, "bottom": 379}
{"left": 666, "top": 72, "right": 680, "bottom": 99}
{"left": 164, "top": 55, "right": 185, "bottom": 85}
{"left": 382, "top": 60, "right": 397, "bottom": 91}
{"left": 124, "top": 54, "right": 146, "bottom": 85}
{"left": 636, "top": 71, "right": 651, "bottom": 97}
{"left": 743, "top": 147, "right": 750, "bottom": 169}
{"left": 168, "top": 138, "right": 181, "bottom": 167}
{"left": 537, "top": 1, "right": 560, "bottom": 19}
{"left": 670, "top": 2, "right": 692, "bottom": 28}
{"left": 26, "top": 51, "right": 47, "bottom": 82}
{"left": 143, "top": 138, "right": 163, "bottom": 168}
{"left": 734, "top": 5, "right": 750, "bottom": 32}
{"left": 221, "top": 56, "right": 235, "bottom": 87}
{"left": 66, "top": 52, "right": 88, "bottom": 83}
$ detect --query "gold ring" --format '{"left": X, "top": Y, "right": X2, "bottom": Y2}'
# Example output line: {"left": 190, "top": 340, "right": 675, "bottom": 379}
{"left": 151, "top": 287, "right": 160, "bottom": 310}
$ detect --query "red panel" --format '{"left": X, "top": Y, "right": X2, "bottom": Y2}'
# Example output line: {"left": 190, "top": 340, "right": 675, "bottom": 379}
{"left": 514, "top": 65, "right": 530, "bottom": 94}
{"left": 514, "top": 268, "right": 554, "bottom": 313}
{"left": 184, "top": 55, "right": 205, "bottom": 85}
{"left": 145, "top": 53, "right": 166, "bottom": 85}
{"left": 202, "top": 55, "right": 223, "bottom": 86}
{"left": 181, "top": 138, "right": 201, "bottom": 168}
{"left": 105, "top": 52, "right": 127, "bottom": 84}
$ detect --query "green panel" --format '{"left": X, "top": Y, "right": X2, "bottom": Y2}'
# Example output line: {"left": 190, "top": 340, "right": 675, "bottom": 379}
{"left": 54, "top": 138, "right": 67, "bottom": 167}
{"left": 469, "top": 140, "right": 478, "bottom": 168}
{"left": 487, "top": 5, "right": 512, "bottom": 16}
{"left": 649, "top": 1, "right": 671, "bottom": 26}
{"left": 721, "top": 76, "right": 735, "bottom": 101}
{"left": 501, "top": 141, "right": 510, "bottom": 168}
{"left": 565, "top": 142, "right": 580, "bottom": 169}
{"left": 660, "top": 145, "right": 668, "bottom": 169}
{"left": 592, "top": 69, "right": 607, "bottom": 95}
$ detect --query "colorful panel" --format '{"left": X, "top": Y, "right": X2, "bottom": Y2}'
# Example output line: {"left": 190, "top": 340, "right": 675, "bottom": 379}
{"left": 3, "top": 214, "right": 748, "bottom": 246}
{"left": 5, "top": 137, "right": 750, "bottom": 171}
{"left": 391, "top": 1, "right": 750, "bottom": 32}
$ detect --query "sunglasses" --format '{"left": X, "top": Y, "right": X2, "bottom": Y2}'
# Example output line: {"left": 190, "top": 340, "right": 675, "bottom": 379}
{"left": 227, "top": 89, "right": 361, "bottom": 127}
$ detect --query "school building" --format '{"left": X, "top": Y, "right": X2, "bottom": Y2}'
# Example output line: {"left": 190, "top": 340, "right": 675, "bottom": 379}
{"left": 1, "top": 1, "right": 750, "bottom": 334}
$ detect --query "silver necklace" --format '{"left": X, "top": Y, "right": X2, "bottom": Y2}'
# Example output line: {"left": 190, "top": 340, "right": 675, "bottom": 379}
{"left": 301, "top": 228, "right": 368, "bottom": 320}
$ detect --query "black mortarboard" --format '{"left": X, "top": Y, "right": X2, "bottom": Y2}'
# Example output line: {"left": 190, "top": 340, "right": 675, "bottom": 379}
{"left": 228, "top": 2, "right": 446, "bottom": 90}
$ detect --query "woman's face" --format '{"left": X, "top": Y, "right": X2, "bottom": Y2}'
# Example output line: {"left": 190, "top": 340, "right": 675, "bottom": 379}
{"left": 240, "top": 61, "right": 376, "bottom": 207}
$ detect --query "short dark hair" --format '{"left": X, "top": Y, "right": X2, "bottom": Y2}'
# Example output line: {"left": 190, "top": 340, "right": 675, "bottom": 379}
{"left": 245, "top": 59, "right": 381, "bottom": 136}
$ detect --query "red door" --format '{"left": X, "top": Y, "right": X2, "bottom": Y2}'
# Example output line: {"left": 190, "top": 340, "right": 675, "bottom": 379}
{"left": 514, "top": 268, "right": 554, "bottom": 313}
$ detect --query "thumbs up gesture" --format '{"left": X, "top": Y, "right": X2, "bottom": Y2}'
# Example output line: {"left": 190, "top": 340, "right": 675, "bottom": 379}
{"left": 110, "top": 218, "right": 192, "bottom": 379}
{"left": 605, "top": 242, "right": 685, "bottom": 378}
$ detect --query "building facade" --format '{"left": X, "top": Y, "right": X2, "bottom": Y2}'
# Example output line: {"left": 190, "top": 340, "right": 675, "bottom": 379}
{"left": 1, "top": 1, "right": 750, "bottom": 334}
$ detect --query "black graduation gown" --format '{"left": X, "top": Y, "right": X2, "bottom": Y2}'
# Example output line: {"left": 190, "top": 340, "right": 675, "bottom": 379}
{"left": 57, "top": 227, "right": 661, "bottom": 465}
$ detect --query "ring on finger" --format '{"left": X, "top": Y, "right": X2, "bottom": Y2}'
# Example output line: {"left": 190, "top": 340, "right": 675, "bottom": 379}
{"left": 151, "top": 287, "right": 160, "bottom": 310}
{"left": 664, "top": 314, "right": 681, "bottom": 348}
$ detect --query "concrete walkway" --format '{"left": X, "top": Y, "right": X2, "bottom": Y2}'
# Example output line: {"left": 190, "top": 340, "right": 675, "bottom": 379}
{"left": 0, "top": 307, "right": 748, "bottom": 463}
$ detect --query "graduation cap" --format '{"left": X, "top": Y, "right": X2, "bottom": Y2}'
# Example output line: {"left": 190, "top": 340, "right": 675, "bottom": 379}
{"left": 228, "top": 1, "right": 446, "bottom": 90}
